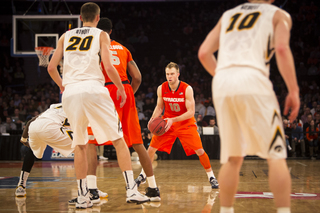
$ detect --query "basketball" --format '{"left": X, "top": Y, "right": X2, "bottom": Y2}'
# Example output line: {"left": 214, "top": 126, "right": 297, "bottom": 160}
{"left": 148, "top": 117, "right": 166, "bottom": 136}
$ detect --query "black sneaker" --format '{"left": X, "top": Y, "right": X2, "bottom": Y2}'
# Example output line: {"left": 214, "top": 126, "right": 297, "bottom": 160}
{"left": 145, "top": 187, "right": 161, "bottom": 202}
{"left": 68, "top": 189, "right": 100, "bottom": 205}
{"left": 89, "top": 189, "right": 100, "bottom": 204}
{"left": 209, "top": 177, "right": 219, "bottom": 189}
{"left": 134, "top": 174, "right": 146, "bottom": 187}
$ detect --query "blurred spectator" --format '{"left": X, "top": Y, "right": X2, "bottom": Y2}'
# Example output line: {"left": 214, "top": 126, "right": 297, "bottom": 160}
{"left": 195, "top": 96, "right": 204, "bottom": 114}
{"left": 208, "top": 118, "right": 219, "bottom": 135}
{"left": 315, "top": 113, "right": 320, "bottom": 128}
{"left": 37, "top": 100, "right": 48, "bottom": 113}
{"left": 137, "top": 107, "right": 146, "bottom": 120}
{"left": 3, "top": 117, "right": 17, "bottom": 132}
{"left": 11, "top": 108, "right": 23, "bottom": 130}
{"left": 310, "top": 101, "right": 318, "bottom": 117}
{"left": 143, "top": 98, "right": 155, "bottom": 119}
{"left": 301, "top": 107, "right": 311, "bottom": 124}
{"left": 306, "top": 120, "right": 319, "bottom": 159}
{"left": 283, "top": 119, "right": 292, "bottom": 151}
{"left": 291, "top": 120, "right": 305, "bottom": 157}
{"left": 145, "top": 87, "right": 154, "bottom": 99}
{"left": 138, "top": 31, "right": 149, "bottom": 43}
{"left": 303, "top": 114, "right": 313, "bottom": 134}
{"left": 13, "top": 94, "right": 21, "bottom": 107}
{"left": 135, "top": 94, "right": 144, "bottom": 111}
{"left": 199, "top": 100, "right": 215, "bottom": 118}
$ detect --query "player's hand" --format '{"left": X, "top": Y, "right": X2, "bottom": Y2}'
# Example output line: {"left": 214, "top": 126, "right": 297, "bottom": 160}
{"left": 283, "top": 91, "right": 300, "bottom": 123}
{"left": 164, "top": 118, "right": 173, "bottom": 132}
{"left": 59, "top": 85, "right": 65, "bottom": 93}
{"left": 117, "top": 89, "right": 127, "bottom": 108}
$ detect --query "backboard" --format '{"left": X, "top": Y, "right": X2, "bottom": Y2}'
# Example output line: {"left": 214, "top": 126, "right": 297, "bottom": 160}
{"left": 12, "top": 15, "right": 81, "bottom": 57}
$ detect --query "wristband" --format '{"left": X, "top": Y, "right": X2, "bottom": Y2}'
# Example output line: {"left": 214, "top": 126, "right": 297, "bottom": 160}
{"left": 20, "top": 137, "right": 28, "bottom": 142}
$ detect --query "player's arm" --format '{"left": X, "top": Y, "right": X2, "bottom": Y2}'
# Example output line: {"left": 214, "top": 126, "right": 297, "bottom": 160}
{"left": 198, "top": 17, "right": 222, "bottom": 77}
{"left": 150, "top": 85, "right": 164, "bottom": 119}
{"left": 273, "top": 10, "right": 300, "bottom": 122}
{"left": 20, "top": 116, "right": 38, "bottom": 148}
{"left": 100, "top": 31, "right": 126, "bottom": 107}
{"left": 127, "top": 60, "right": 142, "bottom": 94}
{"left": 48, "top": 34, "right": 65, "bottom": 92}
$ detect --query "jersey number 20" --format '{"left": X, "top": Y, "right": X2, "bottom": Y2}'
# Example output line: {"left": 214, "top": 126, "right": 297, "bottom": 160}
{"left": 66, "top": 36, "right": 93, "bottom": 51}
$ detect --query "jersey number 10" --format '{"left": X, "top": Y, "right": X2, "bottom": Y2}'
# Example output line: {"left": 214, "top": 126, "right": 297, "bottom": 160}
{"left": 226, "top": 12, "right": 261, "bottom": 33}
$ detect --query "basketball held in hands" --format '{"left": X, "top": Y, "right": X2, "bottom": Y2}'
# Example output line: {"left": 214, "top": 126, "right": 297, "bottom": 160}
{"left": 148, "top": 117, "right": 166, "bottom": 136}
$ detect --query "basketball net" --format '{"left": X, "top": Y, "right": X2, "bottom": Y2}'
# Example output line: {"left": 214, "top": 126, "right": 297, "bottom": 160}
{"left": 35, "top": 46, "right": 54, "bottom": 67}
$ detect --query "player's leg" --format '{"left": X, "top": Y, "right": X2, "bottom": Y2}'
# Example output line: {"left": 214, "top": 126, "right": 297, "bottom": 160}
{"left": 16, "top": 147, "right": 36, "bottom": 197}
{"left": 178, "top": 124, "right": 219, "bottom": 188}
{"left": 194, "top": 148, "right": 219, "bottom": 189}
{"left": 62, "top": 90, "right": 92, "bottom": 209}
{"left": 112, "top": 137, "right": 149, "bottom": 203}
{"left": 219, "top": 157, "right": 243, "bottom": 212}
{"left": 267, "top": 158, "right": 291, "bottom": 213}
{"left": 86, "top": 143, "right": 100, "bottom": 203}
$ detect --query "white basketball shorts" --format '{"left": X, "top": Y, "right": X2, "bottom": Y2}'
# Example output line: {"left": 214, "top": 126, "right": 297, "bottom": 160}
{"left": 28, "top": 118, "right": 74, "bottom": 159}
{"left": 62, "top": 80, "right": 123, "bottom": 148}
{"left": 213, "top": 67, "right": 286, "bottom": 164}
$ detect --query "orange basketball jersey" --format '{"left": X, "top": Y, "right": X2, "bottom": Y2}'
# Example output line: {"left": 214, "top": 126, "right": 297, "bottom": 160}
{"left": 103, "top": 40, "right": 132, "bottom": 83}
{"left": 162, "top": 81, "right": 196, "bottom": 123}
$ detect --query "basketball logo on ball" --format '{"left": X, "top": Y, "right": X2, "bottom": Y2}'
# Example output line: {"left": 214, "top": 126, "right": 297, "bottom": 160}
{"left": 148, "top": 117, "right": 166, "bottom": 136}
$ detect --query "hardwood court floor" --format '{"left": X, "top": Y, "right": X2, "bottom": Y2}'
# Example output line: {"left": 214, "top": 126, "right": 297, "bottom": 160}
{"left": 0, "top": 159, "right": 319, "bottom": 213}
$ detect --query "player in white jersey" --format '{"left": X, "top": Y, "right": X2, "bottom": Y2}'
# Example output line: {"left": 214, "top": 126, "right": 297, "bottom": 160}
{"left": 15, "top": 103, "right": 73, "bottom": 197}
{"left": 48, "top": 2, "right": 149, "bottom": 209}
{"left": 198, "top": 1, "right": 299, "bottom": 213}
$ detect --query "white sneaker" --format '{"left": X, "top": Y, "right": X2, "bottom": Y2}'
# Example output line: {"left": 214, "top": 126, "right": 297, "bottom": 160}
{"left": 15, "top": 185, "right": 26, "bottom": 197}
{"left": 126, "top": 187, "right": 150, "bottom": 203}
{"left": 99, "top": 156, "right": 108, "bottom": 161}
{"left": 97, "top": 190, "right": 108, "bottom": 198}
{"left": 76, "top": 193, "right": 93, "bottom": 209}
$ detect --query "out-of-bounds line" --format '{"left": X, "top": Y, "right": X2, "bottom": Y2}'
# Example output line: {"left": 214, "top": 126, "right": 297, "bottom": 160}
{"left": 296, "top": 162, "right": 307, "bottom": 167}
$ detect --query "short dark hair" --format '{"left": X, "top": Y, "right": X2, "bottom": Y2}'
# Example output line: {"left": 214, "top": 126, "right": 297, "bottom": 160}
{"left": 97, "top": 18, "right": 112, "bottom": 33}
{"left": 80, "top": 2, "right": 100, "bottom": 23}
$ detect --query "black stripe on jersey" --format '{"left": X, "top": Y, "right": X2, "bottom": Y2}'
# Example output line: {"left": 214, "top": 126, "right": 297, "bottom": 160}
{"left": 168, "top": 81, "right": 181, "bottom": 92}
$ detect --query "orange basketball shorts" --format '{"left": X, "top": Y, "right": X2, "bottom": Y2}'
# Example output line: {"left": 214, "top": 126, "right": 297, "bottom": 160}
{"left": 88, "top": 83, "right": 143, "bottom": 147}
{"left": 149, "top": 119, "right": 203, "bottom": 156}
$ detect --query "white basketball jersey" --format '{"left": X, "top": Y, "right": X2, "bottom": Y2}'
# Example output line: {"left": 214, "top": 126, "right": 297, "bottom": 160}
{"left": 216, "top": 3, "right": 279, "bottom": 77}
{"left": 38, "top": 103, "right": 68, "bottom": 126}
{"left": 63, "top": 27, "right": 104, "bottom": 86}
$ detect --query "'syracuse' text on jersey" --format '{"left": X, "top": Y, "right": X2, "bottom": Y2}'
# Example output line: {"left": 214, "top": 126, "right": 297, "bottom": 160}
{"left": 63, "top": 27, "right": 103, "bottom": 86}
{"left": 216, "top": 3, "right": 279, "bottom": 77}
{"left": 38, "top": 103, "right": 68, "bottom": 127}
{"left": 103, "top": 40, "right": 132, "bottom": 83}
{"left": 162, "top": 81, "right": 196, "bottom": 123}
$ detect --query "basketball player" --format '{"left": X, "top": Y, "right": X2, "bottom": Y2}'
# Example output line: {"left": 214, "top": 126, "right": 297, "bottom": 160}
{"left": 15, "top": 103, "right": 74, "bottom": 197}
{"left": 68, "top": 17, "right": 160, "bottom": 204}
{"left": 48, "top": 2, "right": 149, "bottom": 209}
{"left": 136, "top": 62, "right": 219, "bottom": 189}
{"left": 198, "top": 1, "right": 299, "bottom": 213}
{"left": 15, "top": 103, "right": 108, "bottom": 203}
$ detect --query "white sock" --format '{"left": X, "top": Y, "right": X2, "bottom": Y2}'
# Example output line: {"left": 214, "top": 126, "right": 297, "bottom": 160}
{"left": 277, "top": 207, "right": 291, "bottom": 213}
{"left": 86, "top": 175, "right": 97, "bottom": 189}
{"left": 18, "top": 171, "right": 30, "bottom": 187}
{"left": 220, "top": 206, "right": 234, "bottom": 213}
{"left": 123, "top": 170, "right": 135, "bottom": 190}
{"left": 206, "top": 171, "right": 215, "bottom": 180}
{"left": 77, "top": 178, "right": 88, "bottom": 196}
{"left": 147, "top": 175, "right": 157, "bottom": 188}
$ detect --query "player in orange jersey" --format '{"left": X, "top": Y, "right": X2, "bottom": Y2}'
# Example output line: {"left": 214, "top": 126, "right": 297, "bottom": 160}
{"left": 86, "top": 18, "right": 160, "bottom": 202}
{"left": 136, "top": 62, "right": 219, "bottom": 189}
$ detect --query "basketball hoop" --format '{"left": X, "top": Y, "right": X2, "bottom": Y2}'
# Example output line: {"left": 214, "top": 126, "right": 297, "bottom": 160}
{"left": 35, "top": 46, "right": 54, "bottom": 67}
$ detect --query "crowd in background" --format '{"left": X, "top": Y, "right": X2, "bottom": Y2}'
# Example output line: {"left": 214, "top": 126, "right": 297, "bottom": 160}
{"left": 0, "top": 0, "right": 319, "bottom": 158}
